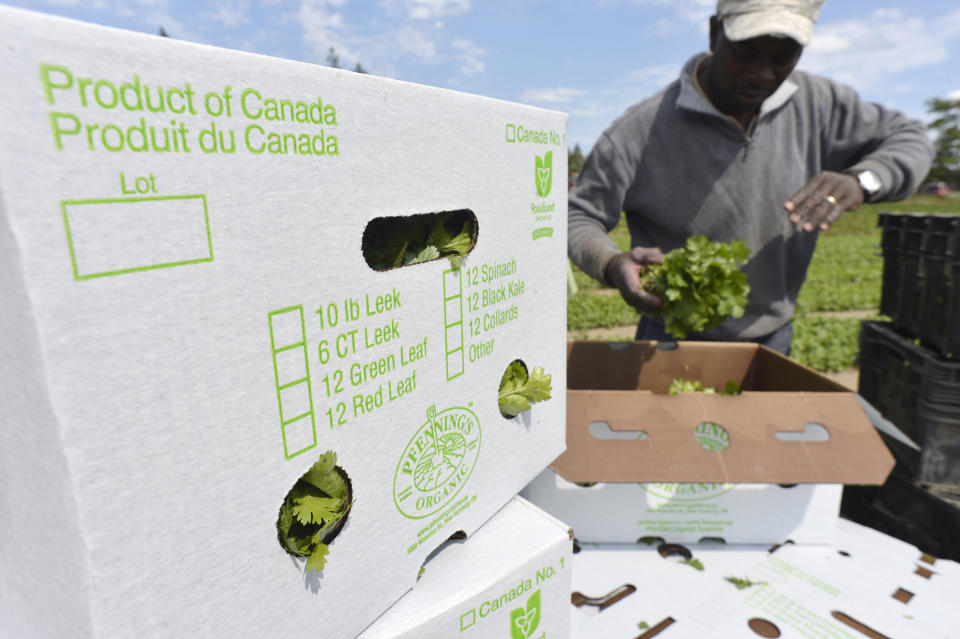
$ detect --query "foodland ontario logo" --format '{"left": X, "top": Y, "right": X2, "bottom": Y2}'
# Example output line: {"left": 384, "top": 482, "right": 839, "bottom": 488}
{"left": 393, "top": 404, "right": 481, "bottom": 519}
{"left": 535, "top": 151, "right": 553, "bottom": 198}
{"left": 510, "top": 589, "right": 542, "bottom": 639}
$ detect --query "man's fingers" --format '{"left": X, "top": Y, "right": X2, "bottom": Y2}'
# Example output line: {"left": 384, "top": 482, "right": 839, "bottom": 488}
{"left": 785, "top": 179, "right": 819, "bottom": 213}
{"left": 818, "top": 189, "right": 857, "bottom": 230}
{"left": 621, "top": 286, "right": 662, "bottom": 311}
{"left": 629, "top": 245, "right": 664, "bottom": 265}
{"left": 786, "top": 172, "right": 864, "bottom": 231}
{"left": 814, "top": 195, "right": 844, "bottom": 230}
{"left": 790, "top": 184, "right": 834, "bottom": 227}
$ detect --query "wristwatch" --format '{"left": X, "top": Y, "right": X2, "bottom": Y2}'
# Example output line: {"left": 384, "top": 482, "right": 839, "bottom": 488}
{"left": 850, "top": 169, "right": 881, "bottom": 202}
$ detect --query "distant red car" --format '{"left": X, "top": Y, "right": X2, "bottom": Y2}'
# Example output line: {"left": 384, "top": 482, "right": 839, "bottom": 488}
{"left": 921, "top": 181, "right": 952, "bottom": 197}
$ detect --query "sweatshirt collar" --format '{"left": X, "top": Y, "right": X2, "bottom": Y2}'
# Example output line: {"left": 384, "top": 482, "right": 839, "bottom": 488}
{"left": 676, "top": 52, "right": 798, "bottom": 120}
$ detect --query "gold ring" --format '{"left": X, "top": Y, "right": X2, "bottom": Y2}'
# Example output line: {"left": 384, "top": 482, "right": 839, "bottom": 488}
{"left": 825, "top": 195, "right": 838, "bottom": 205}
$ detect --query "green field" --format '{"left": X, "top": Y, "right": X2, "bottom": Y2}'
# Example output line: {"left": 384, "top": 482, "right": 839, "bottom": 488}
{"left": 567, "top": 195, "right": 960, "bottom": 372}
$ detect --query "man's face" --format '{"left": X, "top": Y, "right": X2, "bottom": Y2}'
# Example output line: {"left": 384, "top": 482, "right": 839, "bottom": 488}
{"left": 707, "top": 20, "right": 803, "bottom": 114}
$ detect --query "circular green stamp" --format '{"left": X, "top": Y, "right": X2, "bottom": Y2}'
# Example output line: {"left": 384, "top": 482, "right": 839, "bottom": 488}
{"left": 694, "top": 421, "right": 730, "bottom": 452}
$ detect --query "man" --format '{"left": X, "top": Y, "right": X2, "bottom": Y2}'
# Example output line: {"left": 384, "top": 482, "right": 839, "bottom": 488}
{"left": 567, "top": 0, "right": 934, "bottom": 354}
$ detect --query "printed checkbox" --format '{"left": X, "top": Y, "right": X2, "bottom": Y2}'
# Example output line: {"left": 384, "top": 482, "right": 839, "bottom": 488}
{"left": 447, "top": 350, "right": 464, "bottom": 380}
{"left": 460, "top": 608, "right": 476, "bottom": 631}
{"left": 444, "top": 297, "right": 461, "bottom": 324}
{"left": 282, "top": 414, "right": 316, "bottom": 458}
{"left": 446, "top": 323, "right": 462, "bottom": 351}
{"left": 443, "top": 268, "right": 462, "bottom": 296}
{"left": 270, "top": 308, "right": 306, "bottom": 349}
{"left": 279, "top": 381, "right": 311, "bottom": 423}
{"left": 273, "top": 346, "right": 308, "bottom": 386}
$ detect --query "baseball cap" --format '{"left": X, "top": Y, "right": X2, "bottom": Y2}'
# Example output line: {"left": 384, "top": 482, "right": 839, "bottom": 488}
{"left": 716, "top": 0, "right": 824, "bottom": 46}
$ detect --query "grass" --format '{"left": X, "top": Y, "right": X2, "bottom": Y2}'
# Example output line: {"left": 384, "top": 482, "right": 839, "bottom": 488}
{"left": 567, "top": 195, "right": 960, "bottom": 372}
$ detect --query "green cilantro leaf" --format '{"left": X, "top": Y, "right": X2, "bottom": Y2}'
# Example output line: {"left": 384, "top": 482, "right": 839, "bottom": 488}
{"left": 725, "top": 576, "right": 767, "bottom": 590}
{"left": 363, "top": 213, "right": 474, "bottom": 271}
{"left": 302, "top": 451, "right": 347, "bottom": 500}
{"left": 432, "top": 218, "right": 474, "bottom": 257}
{"left": 404, "top": 245, "right": 440, "bottom": 265}
{"left": 306, "top": 543, "right": 330, "bottom": 572}
{"left": 292, "top": 494, "right": 344, "bottom": 526}
{"left": 723, "top": 380, "right": 742, "bottom": 395}
{"left": 498, "top": 362, "right": 552, "bottom": 418}
{"left": 681, "top": 558, "right": 705, "bottom": 571}
{"left": 669, "top": 377, "right": 742, "bottom": 395}
{"left": 277, "top": 450, "right": 351, "bottom": 572}
{"left": 641, "top": 235, "right": 751, "bottom": 339}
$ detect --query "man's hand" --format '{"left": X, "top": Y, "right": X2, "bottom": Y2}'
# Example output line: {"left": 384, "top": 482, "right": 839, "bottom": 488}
{"left": 604, "top": 246, "right": 665, "bottom": 313}
{"left": 784, "top": 171, "right": 864, "bottom": 231}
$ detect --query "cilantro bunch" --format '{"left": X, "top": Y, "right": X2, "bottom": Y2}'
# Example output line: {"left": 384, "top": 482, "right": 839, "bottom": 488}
{"left": 668, "top": 378, "right": 741, "bottom": 395}
{"left": 640, "top": 235, "right": 750, "bottom": 339}
{"left": 498, "top": 360, "right": 552, "bottom": 418}
{"left": 363, "top": 212, "right": 475, "bottom": 271}
{"left": 277, "top": 451, "right": 352, "bottom": 572}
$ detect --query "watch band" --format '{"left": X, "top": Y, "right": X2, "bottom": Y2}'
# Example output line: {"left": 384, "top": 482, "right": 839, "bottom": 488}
{"left": 851, "top": 169, "right": 881, "bottom": 202}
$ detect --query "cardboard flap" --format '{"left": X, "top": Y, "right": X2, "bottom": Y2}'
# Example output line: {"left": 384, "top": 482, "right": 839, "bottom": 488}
{"left": 567, "top": 340, "right": 846, "bottom": 393}
{"left": 555, "top": 390, "right": 895, "bottom": 484}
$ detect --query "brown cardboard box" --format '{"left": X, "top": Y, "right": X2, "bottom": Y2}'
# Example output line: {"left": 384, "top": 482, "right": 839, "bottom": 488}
{"left": 521, "top": 341, "right": 896, "bottom": 544}
{"left": 560, "top": 340, "right": 894, "bottom": 485}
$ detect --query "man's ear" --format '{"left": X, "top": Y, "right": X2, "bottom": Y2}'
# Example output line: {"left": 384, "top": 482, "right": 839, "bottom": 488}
{"left": 708, "top": 15, "right": 721, "bottom": 52}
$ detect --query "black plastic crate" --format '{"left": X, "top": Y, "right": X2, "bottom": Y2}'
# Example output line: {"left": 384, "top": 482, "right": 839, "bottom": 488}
{"left": 858, "top": 321, "right": 960, "bottom": 488}
{"left": 879, "top": 402, "right": 960, "bottom": 490}
{"left": 916, "top": 401, "right": 960, "bottom": 489}
{"left": 842, "top": 471, "right": 960, "bottom": 562}
{"left": 878, "top": 212, "right": 960, "bottom": 357}
{"left": 918, "top": 257, "right": 960, "bottom": 357}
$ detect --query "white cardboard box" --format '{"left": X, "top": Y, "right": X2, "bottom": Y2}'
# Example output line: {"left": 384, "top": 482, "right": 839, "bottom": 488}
{"left": 524, "top": 471, "right": 842, "bottom": 545}
{"left": 359, "top": 496, "right": 573, "bottom": 639}
{"left": 0, "top": 7, "right": 568, "bottom": 638}
{"left": 569, "top": 541, "right": 771, "bottom": 638}
{"left": 659, "top": 534, "right": 960, "bottom": 639}
{"left": 569, "top": 520, "right": 960, "bottom": 639}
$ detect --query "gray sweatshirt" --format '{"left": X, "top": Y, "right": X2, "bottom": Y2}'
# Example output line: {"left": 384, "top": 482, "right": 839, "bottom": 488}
{"left": 568, "top": 53, "right": 934, "bottom": 340}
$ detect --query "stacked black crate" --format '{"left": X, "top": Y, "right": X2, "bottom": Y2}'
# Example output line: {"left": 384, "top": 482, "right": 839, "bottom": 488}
{"left": 858, "top": 213, "right": 960, "bottom": 492}
{"left": 843, "top": 213, "right": 960, "bottom": 560}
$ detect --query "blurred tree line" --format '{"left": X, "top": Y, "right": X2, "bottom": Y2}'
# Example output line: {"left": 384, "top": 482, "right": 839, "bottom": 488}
{"left": 326, "top": 47, "right": 367, "bottom": 74}
{"left": 927, "top": 98, "right": 960, "bottom": 188}
{"left": 568, "top": 144, "right": 584, "bottom": 174}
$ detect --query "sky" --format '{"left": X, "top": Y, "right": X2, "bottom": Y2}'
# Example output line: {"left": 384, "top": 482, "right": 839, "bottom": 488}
{"left": 6, "top": 0, "right": 960, "bottom": 152}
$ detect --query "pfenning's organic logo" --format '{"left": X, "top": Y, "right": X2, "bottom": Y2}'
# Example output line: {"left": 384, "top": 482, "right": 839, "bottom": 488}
{"left": 510, "top": 589, "right": 541, "bottom": 639}
{"left": 535, "top": 151, "right": 553, "bottom": 198}
{"left": 393, "top": 404, "right": 481, "bottom": 519}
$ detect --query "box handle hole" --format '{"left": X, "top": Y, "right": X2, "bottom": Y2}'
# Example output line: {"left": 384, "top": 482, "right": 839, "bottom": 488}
{"left": 830, "top": 611, "right": 892, "bottom": 639}
{"left": 498, "top": 359, "right": 553, "bottom": 419}
{"left": 362, "top": 209, "right": 476, "bottom": 271}
{"left": 418, "top": 530, "right": 467, "bottom": 581}
{"left": 571, "top": 584, "right": 636, "bottom": 610}
{"left": 775, "top": 422, "right": 830, "bottom": 442}
{"left": 748, "top": 618, "right": 781, "bottom": 637}
{"left": 276, "top": 450, "right": 353, "bottom": 574}
{"left": 589, "top": 421, "right": 648, "bottom": 441}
